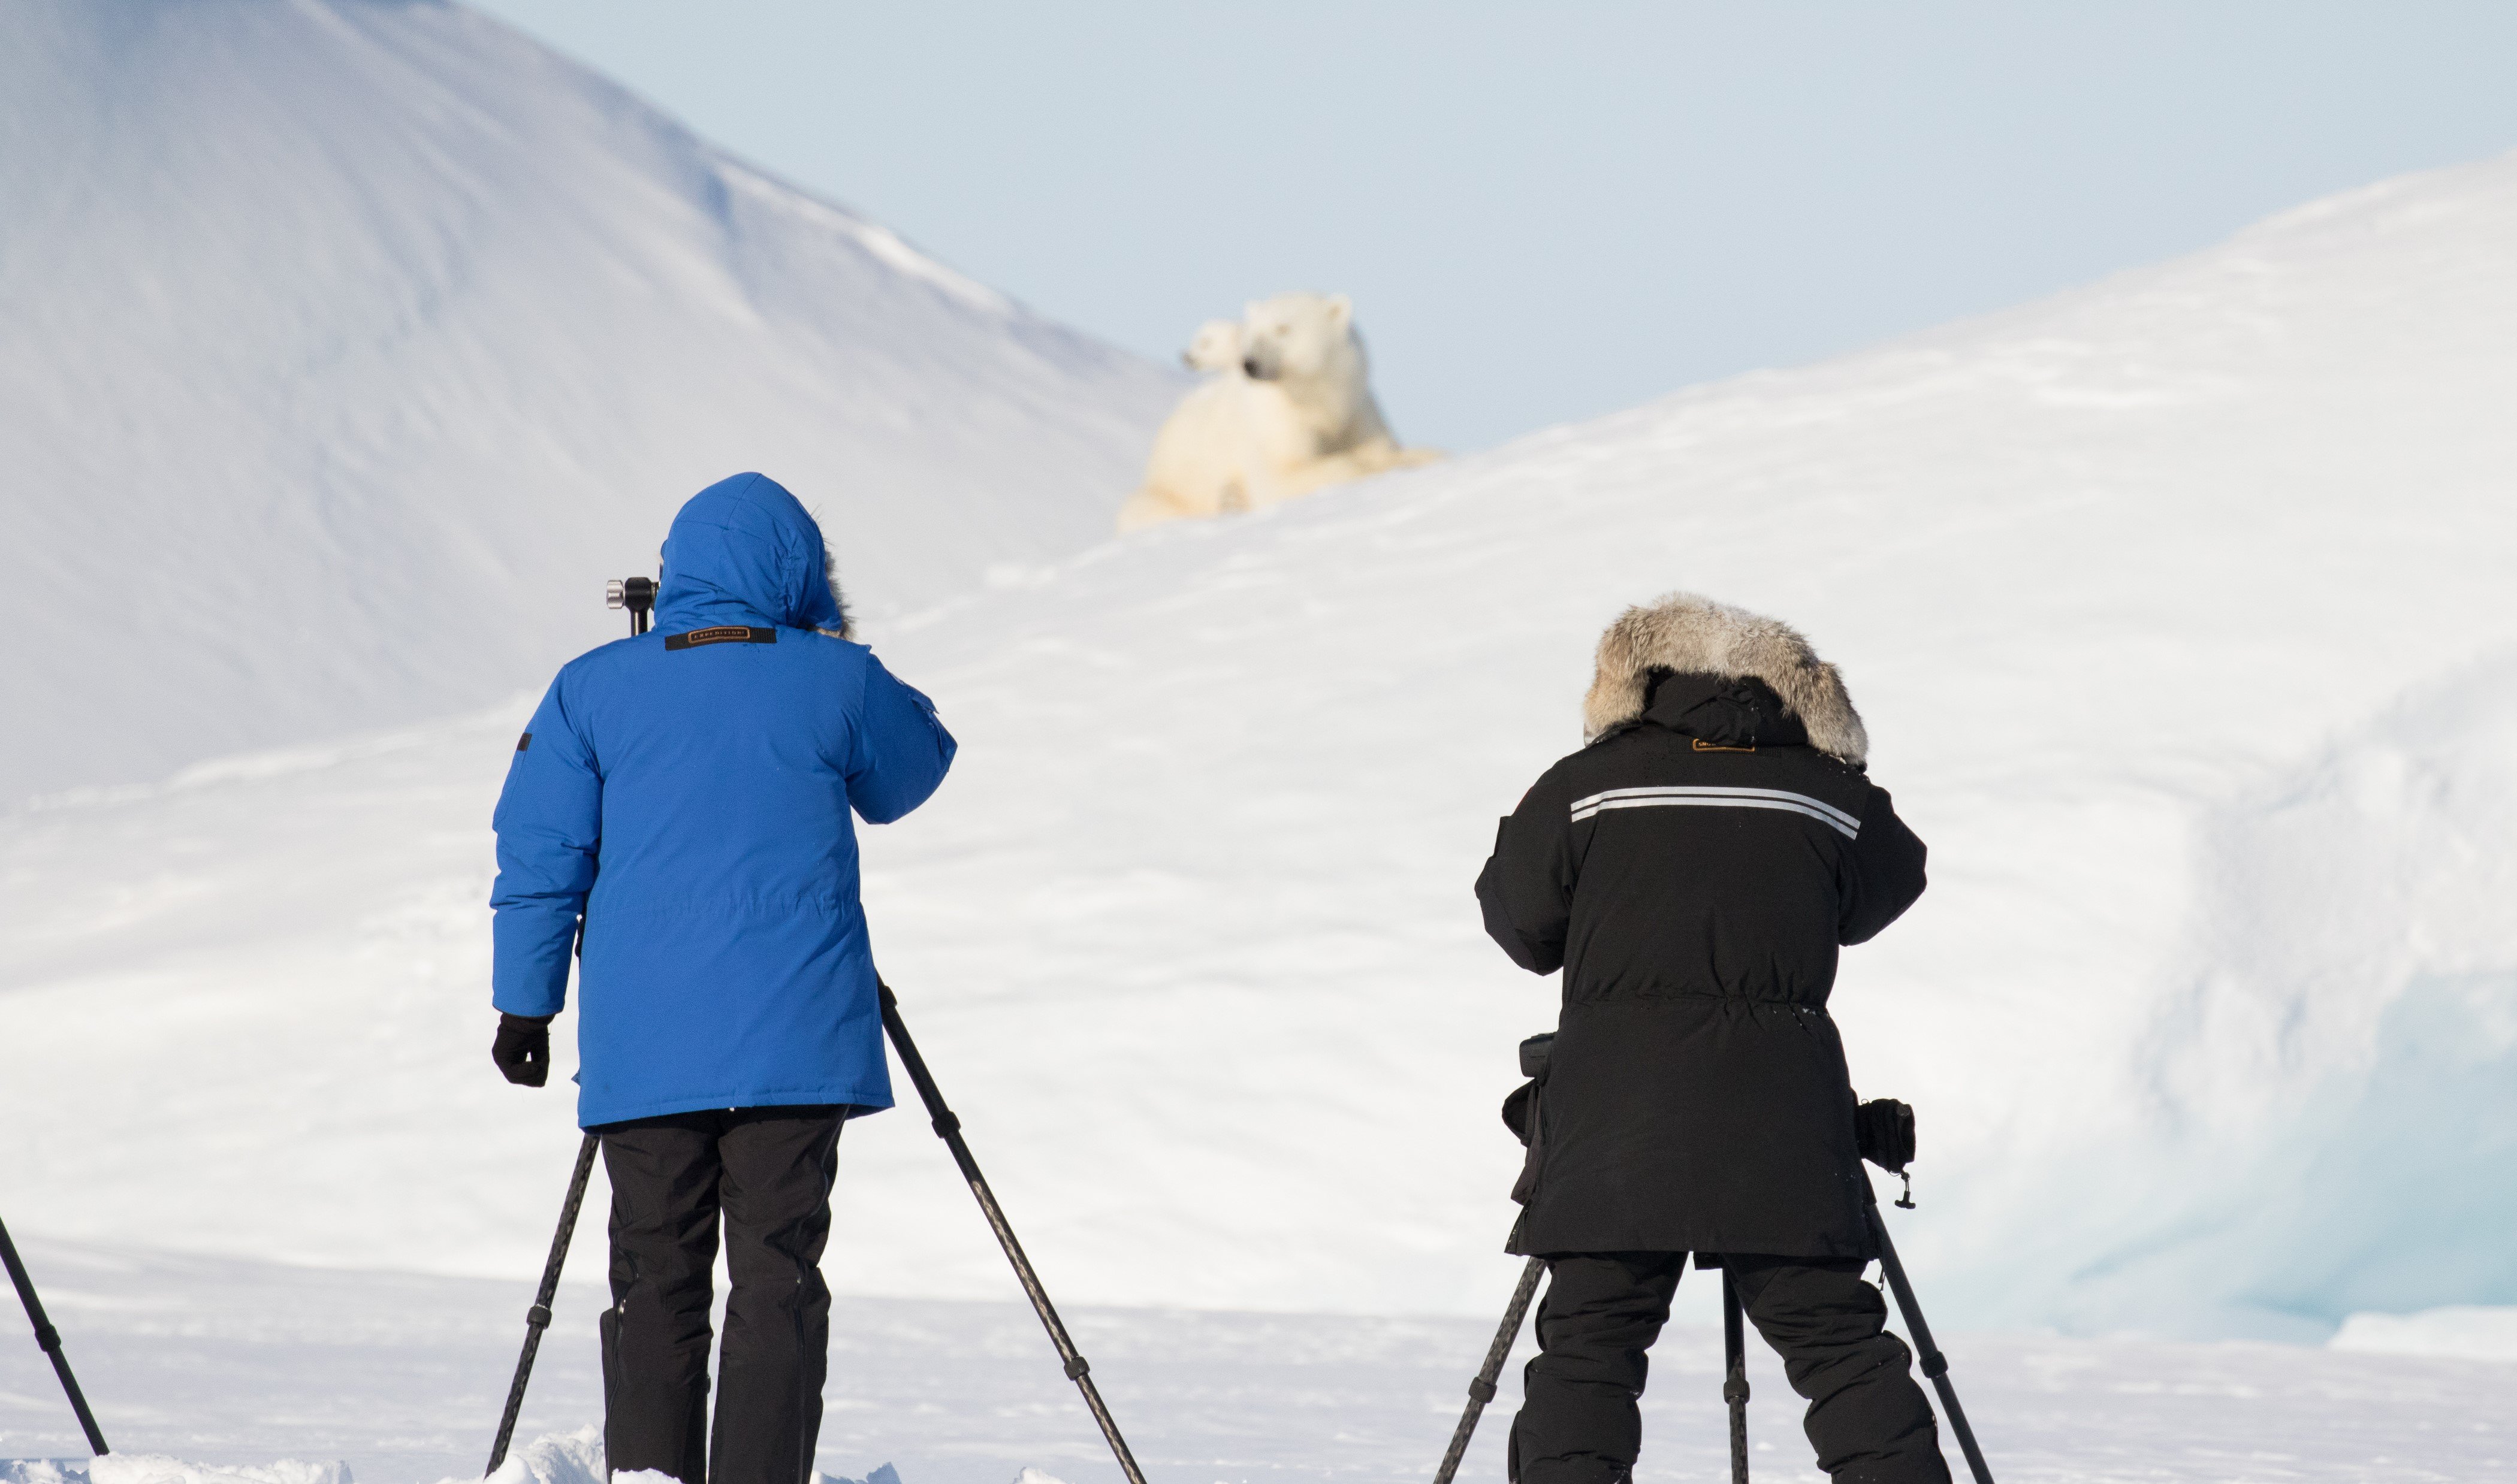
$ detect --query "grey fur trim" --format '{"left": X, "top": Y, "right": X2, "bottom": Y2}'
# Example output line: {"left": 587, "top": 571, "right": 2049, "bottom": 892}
{"left": 818, "top": 542, "right": 856, "bottom": 641}
{"left": 1581, "top": 591, "right": 1868, "bottom": 764}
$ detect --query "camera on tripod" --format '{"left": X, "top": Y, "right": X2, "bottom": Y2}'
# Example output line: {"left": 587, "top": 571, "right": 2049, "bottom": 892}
{"left": 606, "top": 576, "right": 657, "bottom": 636}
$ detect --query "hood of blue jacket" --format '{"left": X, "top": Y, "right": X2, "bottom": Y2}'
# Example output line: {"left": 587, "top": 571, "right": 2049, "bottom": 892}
{"left": 655, "top": 473, "right": 846, "bottom": 633}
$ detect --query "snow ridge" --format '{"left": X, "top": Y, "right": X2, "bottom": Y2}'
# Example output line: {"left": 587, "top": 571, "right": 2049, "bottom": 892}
{"left": 0, "top": 0, "right": 1176, "bottom": 800}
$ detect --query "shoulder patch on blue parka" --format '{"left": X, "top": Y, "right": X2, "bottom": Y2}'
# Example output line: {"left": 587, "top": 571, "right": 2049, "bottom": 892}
{"left": 516, "top": 732, "right": 532, "bottom": 751}
{"left": 664, "top": 625, "right": 778, "bottom": 651}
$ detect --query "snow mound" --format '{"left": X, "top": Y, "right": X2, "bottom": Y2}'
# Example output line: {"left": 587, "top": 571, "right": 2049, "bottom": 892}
{"left": 5, "top": 150, "right": 2515, "bottom": 1338}
{"left": 2332, "top": 1305, "right": 2517, "bottom": 1363}
{"left": 2062, "top": 651, "right": 2517, "bottom": 1331}
{"left": 452, "top": 1429, "right": 599, "bottom": 1484}
{"left": 0, "top": 0, "right": 1175, "bottom": 800}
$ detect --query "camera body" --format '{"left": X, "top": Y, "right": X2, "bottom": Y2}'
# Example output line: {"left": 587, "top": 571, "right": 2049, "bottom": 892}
{"left": 1855, "top": 1098, "right": 1916, "bottom": 1174}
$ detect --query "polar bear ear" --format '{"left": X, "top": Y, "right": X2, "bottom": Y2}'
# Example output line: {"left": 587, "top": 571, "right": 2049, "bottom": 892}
{"left": 1326, "top": 293, "right": 1353, "bottom": 328}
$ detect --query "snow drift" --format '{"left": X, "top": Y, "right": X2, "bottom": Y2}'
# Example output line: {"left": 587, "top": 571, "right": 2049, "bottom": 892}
{"left": 0, "top": 0, "right": 1175, "bottom": 801}
{"left": 2333, "top": 1303, "right": 2517, "bottom": 1363}
{"left": 4, "top": 16, "right": 2514, "bottom": 1340}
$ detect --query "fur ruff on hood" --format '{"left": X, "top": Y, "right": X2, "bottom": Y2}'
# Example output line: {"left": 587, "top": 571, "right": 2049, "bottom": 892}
{"left": 1582, "top": 592, "right": 1869, "bottom": 764}
{"left": 819, "top": 542, "right": 855, "bottom": 641}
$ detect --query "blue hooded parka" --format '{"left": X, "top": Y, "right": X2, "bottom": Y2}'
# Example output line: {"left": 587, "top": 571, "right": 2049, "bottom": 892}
{"left": 491, "top": 473, "right": 955, "bottom": 1127}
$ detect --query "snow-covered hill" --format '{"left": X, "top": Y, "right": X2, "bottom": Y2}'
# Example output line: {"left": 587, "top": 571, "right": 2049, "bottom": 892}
{"left": 5, "top": 139, "right": 2514, "bottom": 1341}
{"left": 846, "top": 148, "right": 2517, "bottom": 1337}
{"left": 0, "top": 0, "right": 1175, "bottom": 800}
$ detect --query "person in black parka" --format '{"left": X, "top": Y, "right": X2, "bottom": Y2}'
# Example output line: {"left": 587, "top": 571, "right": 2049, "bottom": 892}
{"left": 1477, "top": 591, "right": 1945, "bottom": 1484}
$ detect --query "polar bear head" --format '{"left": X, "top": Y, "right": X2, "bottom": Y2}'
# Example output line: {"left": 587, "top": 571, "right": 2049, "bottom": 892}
{"left": 1182, "top": 319, "right": 1246, "bottom": 374}
{"left": 1239, "top": 291, "right": 1365, "bottom": 388}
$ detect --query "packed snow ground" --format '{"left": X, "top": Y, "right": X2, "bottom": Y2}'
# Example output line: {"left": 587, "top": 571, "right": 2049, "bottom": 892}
{"left": 8, "top": 149, "right": 2514, "bottom": 1343}
{"left": 0, "top": 0, "right": 1175, "bottom": 799}
{"left": 2, "top": 1241, "right": 2510, "bottom": 1484}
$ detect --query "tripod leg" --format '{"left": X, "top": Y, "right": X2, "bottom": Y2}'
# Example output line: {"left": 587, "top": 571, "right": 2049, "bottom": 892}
{"left": 487, "top": 1131, "right": 601, "bottom": 1475}
{"left": 1864, "top": 1190, "right": 1995, "bottom": 1484}
{"left": 0, "top": 1214, "right": 109, "bottom": 1455}
{"left": 1434, "top": 1255, "right": 1546, "bottom": 1484}
{"left": 881, "top": 985, "right": 1151, "bottom": 1484}
{"left": 1721, "top": 1265, "right": 1750, "bottom": 1484}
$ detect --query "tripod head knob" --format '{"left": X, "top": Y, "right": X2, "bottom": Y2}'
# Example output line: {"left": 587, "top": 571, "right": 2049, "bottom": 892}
{"left": 607, "top": 575, "right": 659, "bottom": 636}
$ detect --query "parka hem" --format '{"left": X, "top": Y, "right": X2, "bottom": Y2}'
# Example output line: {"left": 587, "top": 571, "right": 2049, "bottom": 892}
{"left": 1508, "top": 1227, "right": 1877, "bottom": 1261}
{"left": 578, "top": 1083, "right": 895, "bottom": 1130}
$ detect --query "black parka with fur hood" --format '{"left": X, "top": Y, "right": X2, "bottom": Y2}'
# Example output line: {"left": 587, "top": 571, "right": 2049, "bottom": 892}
{"left": 1477, "top": 593, "right": 1927, "bottom": 1259}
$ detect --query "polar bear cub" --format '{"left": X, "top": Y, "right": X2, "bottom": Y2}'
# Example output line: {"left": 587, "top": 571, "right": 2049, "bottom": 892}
{"left": 1116, "top": 322, "right": 1258, "bottom": 531}
{"left": 1182, "top": 318, "right": 1245, "bottom": 374}
{"left": 1117, "top": 294, "right": 1439, "bottom": 533}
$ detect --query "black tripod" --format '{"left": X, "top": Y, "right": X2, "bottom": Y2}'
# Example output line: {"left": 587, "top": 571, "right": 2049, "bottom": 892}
{"left": 880, "top": 984, "right": 1149, "bottom": 1484}
{"left": 485, "top": 983, "right": 1148, "bottom": 1484}
{"left": 1701, "top": 1183, "right": 1994, "bottom": 1484}
{"left": 485, "top": 1132, "right": 600, "bottom": 1474}
{"left": 1860, "top": 1173, "right": 1995, "bottom": 1484}
{"left": 1429, "top": 1255, "right": 1752, "bottom": 1484}
{"left": 1, "top": 1212, "right": 110, "bottom": 1456}
{"left": 1433, "top": 1159, "right": 1994, "bottom": 1483}
{"left": 486, "top": 579, "right": 666, "bottom": 1465}
{"left": 1432, "top": 1255, "right": 1543, "bottom": 1484}
{"left": 1716, "top": 1258, "right": 1750, "bottom": 1484}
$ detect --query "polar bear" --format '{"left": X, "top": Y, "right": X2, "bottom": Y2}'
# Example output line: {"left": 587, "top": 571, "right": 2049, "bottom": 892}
{"left": 1233, "top": 291, "right": 1441, "bottom": 506}
{"left": 1117, "top": 293, "right": 1440, "bottom": 533}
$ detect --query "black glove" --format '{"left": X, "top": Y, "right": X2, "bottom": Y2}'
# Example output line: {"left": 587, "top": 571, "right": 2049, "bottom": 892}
{"left": 492, "top": 1012, "right": 556, "bottom": 1087}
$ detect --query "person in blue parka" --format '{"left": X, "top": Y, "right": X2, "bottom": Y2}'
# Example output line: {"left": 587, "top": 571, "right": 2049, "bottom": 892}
{"left": 490, "top": 472, "right": 954, "bottom": 1484}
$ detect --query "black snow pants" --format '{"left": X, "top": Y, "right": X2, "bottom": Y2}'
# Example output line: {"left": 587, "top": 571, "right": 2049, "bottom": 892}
{"left": 594, "top": 1104, "right": 848, "bottom": 1484}
{"left": 1511, "top": 1252, "right": 1949, "bottom": 1484}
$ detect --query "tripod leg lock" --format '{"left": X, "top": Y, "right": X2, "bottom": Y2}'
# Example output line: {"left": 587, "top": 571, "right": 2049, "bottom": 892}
{"left": 1063, "top": 1355, "right": 1091, "bottom": 1380}
{"left": 931, "top": 1112, "right": 962, "bottom": 1138}
{"left": 32, "top": 1321, "right": 62, "bottom": 1353}
{"left": 526, "top": 1304, "right": 553, "bottom": 1330}
{"left": 1468, "top": 1377, "right": 1498, "bottom": 1404}
{"left": 1919, "top": 1349, "right": 1946, "bottom": 1380}
{"left": 1722, "top": 1377, "right": 1749, "bottom": 1404}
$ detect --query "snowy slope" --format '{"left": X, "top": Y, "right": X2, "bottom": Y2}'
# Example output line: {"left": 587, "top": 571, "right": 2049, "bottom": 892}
{"left": 853, "top": 150, "right": 2517, "bottom": 1336}
{"left": 0, "top": 0, "right": 1175, "bottom": 800}
{"left": 5, "top": 153, "right": 2516, "bottom": 1342}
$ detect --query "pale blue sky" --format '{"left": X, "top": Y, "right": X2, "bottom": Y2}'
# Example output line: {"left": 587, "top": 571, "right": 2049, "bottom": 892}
{"left": 470, "top": 1, "right": 2517, "bottom": 453}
